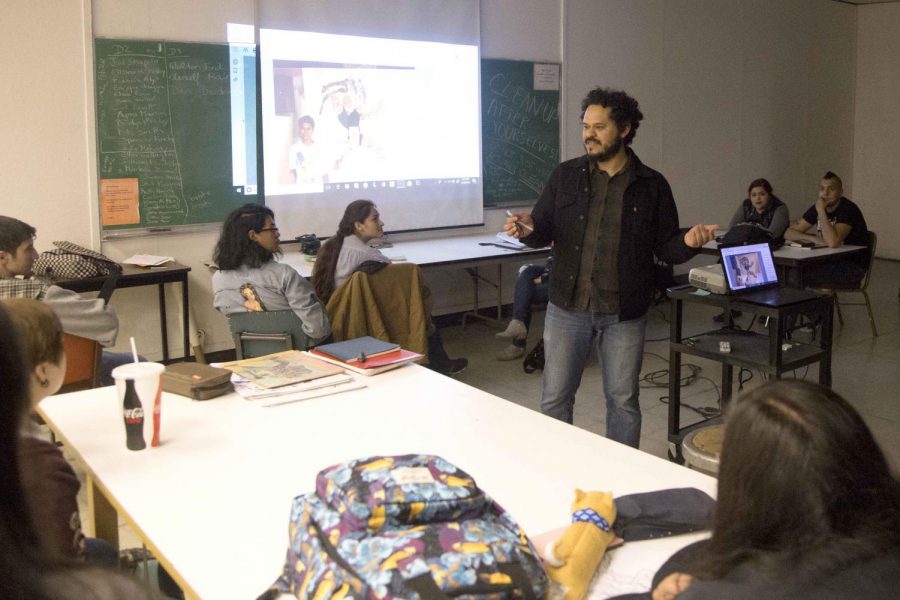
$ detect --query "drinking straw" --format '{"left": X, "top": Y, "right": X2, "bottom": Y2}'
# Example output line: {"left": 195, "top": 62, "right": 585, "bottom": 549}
{"left": 130, "top": 337, "right": 139, "bottom": 363}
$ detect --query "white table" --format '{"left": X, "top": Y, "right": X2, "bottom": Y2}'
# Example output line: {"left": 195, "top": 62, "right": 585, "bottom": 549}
{"left": 279, "top": 233, "right": 552, "bottom": 325}
{"left": 39, "top": 365, "right": 716, "bottom": 600}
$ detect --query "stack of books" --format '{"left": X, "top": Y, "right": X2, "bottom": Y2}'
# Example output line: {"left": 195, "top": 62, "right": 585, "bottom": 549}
{"left": 307, "top": 336, "right": 423, "bottom": 375}
{"left": 217, "top": 350, "right": 366, "bottom": 406}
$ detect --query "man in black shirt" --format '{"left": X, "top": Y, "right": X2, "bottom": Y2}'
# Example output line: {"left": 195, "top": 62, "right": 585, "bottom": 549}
{"left": 785, "top": 171, "right": 870, "bottom": 285}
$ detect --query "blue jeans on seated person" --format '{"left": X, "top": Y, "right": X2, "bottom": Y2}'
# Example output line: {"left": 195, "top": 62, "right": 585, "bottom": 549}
{"left": 512, "top": 264, "right": 550, "bottom": 349}
{"left": 541, "top": 302, "right": 647, "bottom": 448}
{"left": 100, "top": 351, "right": 144, "bottom": 386}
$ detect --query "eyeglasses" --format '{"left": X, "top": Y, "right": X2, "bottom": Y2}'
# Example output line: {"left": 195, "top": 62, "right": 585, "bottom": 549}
{"left": 258, "top": 227, "right": 279, "bottom": 233}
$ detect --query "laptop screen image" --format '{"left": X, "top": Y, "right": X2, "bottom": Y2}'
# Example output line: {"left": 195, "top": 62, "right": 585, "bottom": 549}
{"left": 720, "top": 242, "right": 779, "bottom": 292}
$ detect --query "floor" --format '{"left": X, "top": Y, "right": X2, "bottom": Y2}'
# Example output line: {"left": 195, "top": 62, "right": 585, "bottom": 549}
{"left": 442, "top": 257, "right": 900, "bottom": 470}
{"left": 68, "top": 258, "right": 900, "bottom": 588}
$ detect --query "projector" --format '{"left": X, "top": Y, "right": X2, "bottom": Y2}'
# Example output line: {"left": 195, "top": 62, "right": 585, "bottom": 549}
{"left": 689, "top": 264, "right": 728, "bottom": 294}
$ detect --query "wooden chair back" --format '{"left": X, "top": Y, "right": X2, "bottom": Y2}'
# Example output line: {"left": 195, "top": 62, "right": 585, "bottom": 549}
{"left": 60, "top": 333, "right": 102, "bottom": 393}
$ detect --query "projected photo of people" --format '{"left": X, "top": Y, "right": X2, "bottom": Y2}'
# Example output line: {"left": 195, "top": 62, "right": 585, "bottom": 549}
{"left": 268, "top": 61, "right": 423, "bottom": 193}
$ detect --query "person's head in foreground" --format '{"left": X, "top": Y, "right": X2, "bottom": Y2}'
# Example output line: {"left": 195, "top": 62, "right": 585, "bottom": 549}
{"left": 214, "top": 203, "right": 280, "bottom": 270}
{"left": 701, "top": 380, "right": 900, "bottom": 584}
{"left": 1, "top": 298, "right": 66, "bottom": 410}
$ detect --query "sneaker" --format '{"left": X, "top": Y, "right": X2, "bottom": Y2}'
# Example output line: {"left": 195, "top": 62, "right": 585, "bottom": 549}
{"left": 496, "top": 344, "right": 526, "bottom": 361}
{"left": 496, "top": 319, "right": 527, "bottom": 340}
{"left": 443, "top": 358, "right": 468, "bottom": 376}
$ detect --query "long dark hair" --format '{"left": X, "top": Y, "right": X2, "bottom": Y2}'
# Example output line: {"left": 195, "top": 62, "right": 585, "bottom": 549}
{"left": 213, "top": 204, "right": 278, "bottom": 270}
{"left": 0, "top": 303, "right": 57, "bottom": 598}
{"left": 311, "top": 200, "right": 375, "bottom": 301}
{"left": 696, "top": 380, "right": 900, "bottom": 582}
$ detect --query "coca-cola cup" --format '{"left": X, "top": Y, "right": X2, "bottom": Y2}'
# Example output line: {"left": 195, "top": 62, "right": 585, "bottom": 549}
{"left": 112, "top": 362, "right": 165, "bottom": 451}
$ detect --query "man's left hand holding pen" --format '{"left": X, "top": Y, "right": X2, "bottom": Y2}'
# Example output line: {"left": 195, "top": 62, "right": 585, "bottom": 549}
{"left": 503, "top": 211, "right": 534, "bottom": 239}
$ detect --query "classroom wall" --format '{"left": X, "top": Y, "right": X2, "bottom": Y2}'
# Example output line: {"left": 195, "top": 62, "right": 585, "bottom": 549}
{"left": 0, "top": 0, "right": 880, "bottom": 361}
{"left": 853, "top": 3, "right": 900, "bottom": 260}
{"left": 562, "top": 0, "right": 857, "bottom": 231}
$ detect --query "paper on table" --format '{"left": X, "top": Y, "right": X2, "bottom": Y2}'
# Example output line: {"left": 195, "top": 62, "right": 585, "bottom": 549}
{"left": 123, "top": 254, "right": 174, "bottom": 267}
{"left": 260, "top": 381, "right": 367, "bottom": 407}
{"left": 231, "top": 373, "right": 354, "bottom": 400}
{"left": 496, "top": 232, "right": 527, "bottom": 249}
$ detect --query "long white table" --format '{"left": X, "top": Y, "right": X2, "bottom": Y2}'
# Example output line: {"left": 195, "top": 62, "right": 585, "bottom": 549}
{"left": 38, "top": 365, "right": 716, "bottom": 600}
{"left": 279, "top": 232, "right": 552, "bottom": 324}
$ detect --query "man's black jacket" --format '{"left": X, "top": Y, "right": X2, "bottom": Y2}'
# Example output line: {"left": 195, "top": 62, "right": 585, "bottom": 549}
{"left": 523, "top": 151, "right": 697, "bottom": 321}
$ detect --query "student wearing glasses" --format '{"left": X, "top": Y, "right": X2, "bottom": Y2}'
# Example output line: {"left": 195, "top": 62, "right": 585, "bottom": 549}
{"left": 212, "top": 204, "right": 331, "bottom": 344}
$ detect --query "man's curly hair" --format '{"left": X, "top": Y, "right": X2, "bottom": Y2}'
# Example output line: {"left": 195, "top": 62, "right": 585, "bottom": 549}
{"left": 580, "top": 88, "right": 643, "bottom": 146}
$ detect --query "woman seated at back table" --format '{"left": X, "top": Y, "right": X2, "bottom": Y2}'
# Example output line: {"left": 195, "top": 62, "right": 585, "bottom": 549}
{"left": 311, "top": 199, "right": 467, "bottom": 375}
{"left": 726, "top": 178, "right": 789, "bottom": 240}
{"left": 615, "top": 380, "right": 900, "bottom": 600}
{"left": 212, "top": 204, "right": 331, "bottom": 344}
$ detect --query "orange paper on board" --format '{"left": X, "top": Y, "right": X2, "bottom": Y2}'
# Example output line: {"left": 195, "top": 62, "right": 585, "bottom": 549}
{"left": 101, "top": 178, "right": 140, "bottom": 226}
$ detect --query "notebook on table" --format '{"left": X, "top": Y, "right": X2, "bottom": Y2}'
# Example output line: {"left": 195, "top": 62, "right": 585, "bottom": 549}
{"left": 718, "top": 242, "right": 819, "bottom": 307}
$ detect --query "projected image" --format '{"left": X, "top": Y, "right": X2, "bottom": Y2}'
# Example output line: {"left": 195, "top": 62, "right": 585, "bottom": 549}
{"left": 271, "top": 62, "right": 425, "bottom": 191}
{"left": 259, "top": 28, "right": 483, "bottom": 238}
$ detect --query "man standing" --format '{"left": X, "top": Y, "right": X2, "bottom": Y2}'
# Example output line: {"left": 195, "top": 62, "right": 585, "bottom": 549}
{"left": 0, "top": 216, "right": 129, "bottom": 385}
{"left": 784, "top": 171, "right": 869, "bottom": 285}
{"left": 505, "top": 88, "right": 715, "bottom": 448}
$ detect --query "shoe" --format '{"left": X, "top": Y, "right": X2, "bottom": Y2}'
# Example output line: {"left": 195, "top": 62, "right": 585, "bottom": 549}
{"left": 496, "top": 319, "right": 527, "bottom": 340}
{"left": 443, "top": 358, "right": 468, "bottom": 376}
{"left": 496, "top": 344, "right": 526, "bottom": 361}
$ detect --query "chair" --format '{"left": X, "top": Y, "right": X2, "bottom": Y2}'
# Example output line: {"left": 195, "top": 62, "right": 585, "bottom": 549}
{"left": 59, "top": 333, "right": 102, "bottom": 393}
{"left": 228, "top": 310, "right": 311, "bottom": 359}
{"left": 816, "top": 231, "right": 878, "bottom": 337}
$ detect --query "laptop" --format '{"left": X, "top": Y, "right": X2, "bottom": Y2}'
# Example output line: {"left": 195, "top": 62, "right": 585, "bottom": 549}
{"left": 718, "top": 242, "right": 819, "bottom": 306}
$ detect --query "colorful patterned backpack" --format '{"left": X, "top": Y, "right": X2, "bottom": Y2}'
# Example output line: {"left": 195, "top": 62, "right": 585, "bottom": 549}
{"left": 262, "top": 454, "right": 548, "bottom": 600}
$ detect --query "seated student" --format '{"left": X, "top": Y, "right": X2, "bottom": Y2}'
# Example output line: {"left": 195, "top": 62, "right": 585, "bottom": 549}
{"left": 495, "top": 257, "right": 553, "bottom": 361}
{"left": 784, "top": 171, "right": 870, "bottom": 285}
{"left": 726, "top": 178, "right": 789, "bottom": 240}
{"left": 212, "top": 204, "right": 331, "bottom": 345}
{"left": 312, "top": 199, "right": 467, "bottom": 375}
{"left": 0, "top": 216, "right": 132, "bottom": 385}
{"left": 3, "top": 297, "right": 121, "bottom": 567}
{"left": 0, "top": 302, "right": 160, "bottom": 599}
{"left": 617, "top": 380, "right": 900, "bottom": 600}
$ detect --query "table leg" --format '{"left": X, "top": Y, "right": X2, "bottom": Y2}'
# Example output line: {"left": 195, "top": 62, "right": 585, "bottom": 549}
{"left": 181, "top": 275, "right": 190, "bottom": 361}
{"left": 819, "top": 298, "right": 834, "bottom": 386}
{"left": 461, "top": 265, "right": 505, "bottom": 329}
{"left": 87, "top": 476, "right": 119, "bottom": 549}
{"left": 158, "top": 283, "right": 169, "bottom": 363}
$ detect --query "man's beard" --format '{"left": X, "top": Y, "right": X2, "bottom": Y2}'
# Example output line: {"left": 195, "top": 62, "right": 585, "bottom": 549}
{"left": 585, "top": 135, "right": 623, "bottom": 163}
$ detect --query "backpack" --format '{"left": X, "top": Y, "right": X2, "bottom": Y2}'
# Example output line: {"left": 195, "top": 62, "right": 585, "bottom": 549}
{"left": 720, "top": 223, "right": 781, "bottom": 248}
{"left": 262, "top": 454, "right": 548, "bottom": 600}
{"left": 32, "top": 241, "right": 121, "bottom": 279}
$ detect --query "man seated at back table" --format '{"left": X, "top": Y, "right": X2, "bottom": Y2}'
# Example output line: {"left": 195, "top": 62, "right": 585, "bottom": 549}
{"left": 0, "top": 216, "right": 132, "bottom": 385}
{"left": 784, "top": 171, "right": 870, "bottom": 286}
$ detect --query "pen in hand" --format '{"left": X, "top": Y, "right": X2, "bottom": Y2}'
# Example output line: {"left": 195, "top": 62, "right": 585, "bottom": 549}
{"left": 506, "top": 210, "right": 534, "bottom": 234}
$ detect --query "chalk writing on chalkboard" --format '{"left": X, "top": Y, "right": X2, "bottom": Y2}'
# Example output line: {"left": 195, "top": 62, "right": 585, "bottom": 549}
{"left": 481, "top": 59, "right": 560, "bottom": 206}
{"left": 95, "top": 39, "right": 256, "bottom": 230}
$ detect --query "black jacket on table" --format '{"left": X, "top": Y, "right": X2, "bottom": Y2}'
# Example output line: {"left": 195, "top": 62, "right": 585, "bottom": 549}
{"left": 522, "top": 151, "right": 697, "bottom": 321}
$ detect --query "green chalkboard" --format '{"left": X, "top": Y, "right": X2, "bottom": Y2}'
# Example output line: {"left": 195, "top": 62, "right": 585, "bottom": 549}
{"left": 95, "top": 39, "right": 258, "bottom": 231}
{"left": 481, "top": 59, "right": 560, "bottom": 206}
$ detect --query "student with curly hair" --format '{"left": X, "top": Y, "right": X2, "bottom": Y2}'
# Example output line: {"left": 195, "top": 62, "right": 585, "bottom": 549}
{"left": 212, "top": 204, "right": 331, "bottom": 344}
